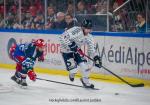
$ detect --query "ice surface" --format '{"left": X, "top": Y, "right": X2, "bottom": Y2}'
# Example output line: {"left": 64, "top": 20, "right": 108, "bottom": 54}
{"left": 0, "top": 68, "right": 150, "bottom": 105}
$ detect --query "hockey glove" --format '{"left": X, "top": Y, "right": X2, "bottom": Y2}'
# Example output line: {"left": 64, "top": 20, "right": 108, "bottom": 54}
{"left": 68, "top": 41, "right": 78, "bottom": 52}
{"left": 22, "top": 58, "right": 35, "bottom": 69}
{"left": 27, "top": 70, "right": 36, "bottom": 81}
{"left": 38, "top": 55, "right": 44, "bottom": 62}
{"left": 77, "top": 49, "right": 84, "bottom": 57}
{"left": 94, "top": 55, "right": 102, "bottom": 68}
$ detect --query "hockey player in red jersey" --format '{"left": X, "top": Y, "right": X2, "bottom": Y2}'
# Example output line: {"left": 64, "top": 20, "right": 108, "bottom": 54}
{"left": 9, "top": 39, "right": 45, "bottom": 87}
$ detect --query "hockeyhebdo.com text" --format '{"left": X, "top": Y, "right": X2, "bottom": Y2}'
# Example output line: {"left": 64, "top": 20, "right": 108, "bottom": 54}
{"left": 49, "top": 98, "right": 101, "bottom": 103}
{"left": 100, "top": 45, "right": 150, "bottom": 70}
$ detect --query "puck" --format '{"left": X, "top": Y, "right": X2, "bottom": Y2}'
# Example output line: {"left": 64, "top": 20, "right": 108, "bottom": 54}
{"left": 115, "top": 93, "right": 119, "bottom": 95}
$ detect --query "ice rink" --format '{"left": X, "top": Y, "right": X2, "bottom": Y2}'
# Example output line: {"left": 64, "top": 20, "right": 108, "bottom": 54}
{"left": 0, "top": 68, "right": 150, "bottom": 105}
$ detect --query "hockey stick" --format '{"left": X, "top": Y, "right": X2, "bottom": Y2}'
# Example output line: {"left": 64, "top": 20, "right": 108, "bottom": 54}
{"left": 77, "top": 48, "right": 144, "bottom": 87}
{"left": 36, "top": 77, "right": 99, "bottom": 90}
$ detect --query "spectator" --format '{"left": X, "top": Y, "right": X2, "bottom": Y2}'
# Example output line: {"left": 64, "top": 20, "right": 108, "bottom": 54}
{"left": 113, "top": 1, "right": 119, "bottom": 10}
{"left": 46, "top": 5, "right": 56, "bottom": 29}
{"left": 0, "top": 13, "right": 4, "bottom": 28}
{"left": 66, "top": 3, "right": 74, "bottom": 15}
{"left": 47, "top": 5, "right": 56, "bottom": 23}
{"left": 22, "top": 12, "right": 31, "bottom": 29}
{"left": 52, "top": 12, "right": 66, "bottom": 29}
{"left": 35, "top": 0, "right": 44, "bottom": 14}
{"left": 11, "top": 5, "right": 17, "bottom": 15}
{"left": 24, "top": 22, "right": 31, "bottom": 29}
{"left": 13, "top": 16, "right": 23, "bottom": 29}
{"left": 5, "top": 13, "right": 15, "bottom": 29}
{"left": 35, "top": 23, "right": 43, "bottom": 30}
{"left": 101, "top": 1, "right": 107, "bottom": 14}
{"left": 111, "top": 1, "right": 124, "bottom": 31}
{"left": 136, "top": 13, "right": 146, "bottom": 33}
{"left": 30, "top": 13, "right": 44, "bottom": 29}
{"left": 95, "top": 1, "right": 103, "bottom": 14}
{"left": 0, "top": 5, "right": 4, "bottom": 15}
{"left": 29, "top": 4, "right": 37, "bottom": 17}
{"left": 76, "top": 1, "right": 87, "bottom": 14}
{"left": 65, "top": 14, "right": 76, "bottom": 29}
{"left": 115, "top": 0, "right": 124, "bottom": 6}
{"left": 45, "top": 22, "right": 52, "bottom": 30}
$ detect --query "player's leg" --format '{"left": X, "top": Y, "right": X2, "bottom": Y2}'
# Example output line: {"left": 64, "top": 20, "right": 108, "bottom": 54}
{"left": 11, "top": 63, "right": 22, "bottom": 84}
{"left": 15, "top": 65, "right": 36, "bottom": 86}
{"left": 9, "top": 46, "right": 36, "bottom": 86}
{"left": 19, "top": 68, "right": 28, "bottom": 86}
{"left": 10, "top": 51, "right": 28, "bottom": 86}
{"left": 17, "top": 68, "right": 36, "bottom": 87}
{"left": 79, "top": 62, "right": 94, "bottom": 88}
{"left": 74, "top": 53, "right": 94, "bottom": 88}
{"left": 9, "top": 44, "right": 21, "bottom": 84}
{"left": 62, "top": 53, "right": 78, "bottom": 81}
{"left": 69, "top": 68, "right": 78, "bottom": 82}
{"left": 11, "top": 54, "right": 26, "bottom": 85}
{"left": 19, "top": 58, "right": 36, "bottom": 86}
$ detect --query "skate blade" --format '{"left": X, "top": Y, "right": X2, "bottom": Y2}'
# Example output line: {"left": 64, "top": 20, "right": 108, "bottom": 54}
{"left": 20, "top": 85, "right": 28, "bottom": 89}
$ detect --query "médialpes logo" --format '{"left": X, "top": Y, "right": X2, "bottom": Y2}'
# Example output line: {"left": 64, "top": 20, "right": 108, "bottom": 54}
{"left": 99, "top": 45, "right": 150, "bottom": 73}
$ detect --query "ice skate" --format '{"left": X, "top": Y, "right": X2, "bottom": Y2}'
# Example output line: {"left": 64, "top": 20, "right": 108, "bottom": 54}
{"left": 69, "top": 73, "right": 76, "bottom": 82}
{"left": 11, "top": 75, "right": 21, "bottom": 84}
{"left": 20, "top": 79, "right": 28, "bottom": 87}
{"left": 80, "top": 78, "right": 94, "bottom": 89}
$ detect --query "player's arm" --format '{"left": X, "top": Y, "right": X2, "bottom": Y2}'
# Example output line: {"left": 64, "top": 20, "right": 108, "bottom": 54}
{"left": 60, "top": 27, "right": 83, "bottom": 52}
{"left": 86, "top": 35, "right": 95, "bottom": 59}
{"left": 38, "top": 51, "right": 44, "bottom": 62}
{"left": 18, "top": 43, "right": 28, "bottom": 52}
{"left": 67, "top": 27, "right": 83, "bottom": 52}
{"left": 60, "top": 31, "right": 79, "bottom": 53}
{"left": 86, "top": 35, "right": 102, "bottom": 68}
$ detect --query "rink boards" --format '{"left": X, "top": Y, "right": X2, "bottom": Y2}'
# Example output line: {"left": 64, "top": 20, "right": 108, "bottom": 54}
{"left": 0, "top": 29, "right": 150, "bottom": 86}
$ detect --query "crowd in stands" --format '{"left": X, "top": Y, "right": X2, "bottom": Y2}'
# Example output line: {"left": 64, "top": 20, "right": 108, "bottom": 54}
{"left": 110, "top": 0, "right": 147, "bottom": 33}
{"left": 0, "top": 0, "right": 149, "bottom": 32}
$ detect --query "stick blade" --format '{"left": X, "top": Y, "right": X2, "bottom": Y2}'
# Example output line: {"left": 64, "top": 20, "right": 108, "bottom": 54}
{"left": 131, "top": 83, "right": 144, "bottom": 87}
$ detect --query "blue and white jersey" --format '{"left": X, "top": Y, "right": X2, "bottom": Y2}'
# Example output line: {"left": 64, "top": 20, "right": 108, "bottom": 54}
{"left": 13, "top": 43, "right": 43, "bottom": 61}
{"left": 59, "top": 26, "right": 96, "bottom": 59}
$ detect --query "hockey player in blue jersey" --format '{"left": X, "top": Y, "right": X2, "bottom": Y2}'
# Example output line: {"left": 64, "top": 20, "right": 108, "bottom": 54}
{"left": 59, "top": 19, "right": 102, "bottom": 88}
{"left": 9, "top": 39, "right": 45, "bottom": 87}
